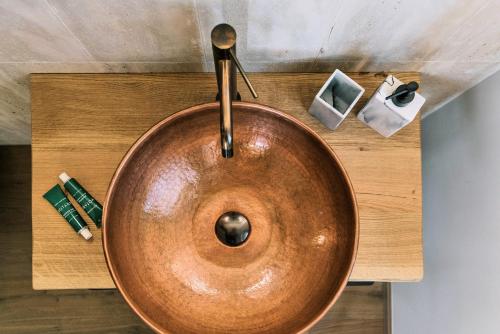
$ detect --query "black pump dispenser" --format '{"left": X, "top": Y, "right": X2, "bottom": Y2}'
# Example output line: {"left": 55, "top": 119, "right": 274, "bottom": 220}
{"left": 385, "top": 81, "right": 419, "bottom": 107}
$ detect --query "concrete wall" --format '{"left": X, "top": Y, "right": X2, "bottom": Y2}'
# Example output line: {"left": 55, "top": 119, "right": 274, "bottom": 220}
{"left": 1, "top": 0, "right": 500, "bottom": 144}
{"left": 391, "top": 69, "right": 500, "bottom": 333}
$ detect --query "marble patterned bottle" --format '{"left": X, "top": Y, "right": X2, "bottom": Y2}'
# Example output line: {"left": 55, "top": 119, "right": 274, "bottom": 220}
{"left": 357, "top": 75, "right": 425, "bottom": 137}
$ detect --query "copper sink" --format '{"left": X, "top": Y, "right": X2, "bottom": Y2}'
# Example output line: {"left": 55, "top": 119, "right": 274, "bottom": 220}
{"left": 103, "top": 102, "right": 359, "bottom": 334}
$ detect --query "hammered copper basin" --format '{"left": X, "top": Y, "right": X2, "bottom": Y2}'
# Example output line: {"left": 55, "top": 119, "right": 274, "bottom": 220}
{"left": 103, "top": 102, "right": 358, "bottom": 334}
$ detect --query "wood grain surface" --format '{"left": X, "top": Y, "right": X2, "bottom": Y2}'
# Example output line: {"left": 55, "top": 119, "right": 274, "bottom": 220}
{"left": 31, "top": 72, "right": 422, "bottom": 290}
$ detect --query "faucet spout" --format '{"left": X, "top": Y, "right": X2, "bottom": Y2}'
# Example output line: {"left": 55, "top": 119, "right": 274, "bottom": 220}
{"left": 211, "top": 23, "right": 257, "bottom": 159}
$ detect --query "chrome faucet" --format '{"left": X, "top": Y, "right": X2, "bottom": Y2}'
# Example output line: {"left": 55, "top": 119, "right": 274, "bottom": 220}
{"left": 211, "top": 23, "right": 258, "bottom": 158}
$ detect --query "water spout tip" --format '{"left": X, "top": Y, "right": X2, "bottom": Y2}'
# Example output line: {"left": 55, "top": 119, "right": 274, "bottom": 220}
{"left": 222, "top": 148, "right": 233, "bottom": 159}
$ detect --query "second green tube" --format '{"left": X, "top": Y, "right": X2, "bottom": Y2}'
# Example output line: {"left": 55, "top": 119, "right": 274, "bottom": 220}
{"left": 59, "top": 172, "right": 103, "bottom": 228}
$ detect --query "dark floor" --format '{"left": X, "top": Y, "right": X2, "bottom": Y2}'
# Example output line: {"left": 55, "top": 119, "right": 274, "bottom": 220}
{"left": 0, "top": 146, "right": 387, "bottom": 333}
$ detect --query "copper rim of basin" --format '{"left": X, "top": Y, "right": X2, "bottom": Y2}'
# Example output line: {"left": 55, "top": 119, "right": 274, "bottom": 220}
{"left": 102, "top": 101, "right": 359, "bottom": 334}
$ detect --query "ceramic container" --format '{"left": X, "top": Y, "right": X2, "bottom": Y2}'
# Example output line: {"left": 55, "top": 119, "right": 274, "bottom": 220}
{"left": 309, "top": 69, "right": 365, "bottom": 130}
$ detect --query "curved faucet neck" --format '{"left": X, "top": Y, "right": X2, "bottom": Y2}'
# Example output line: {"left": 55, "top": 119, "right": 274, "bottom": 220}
{"left": 211, "top": 23, "right": 257, "bottom": 158}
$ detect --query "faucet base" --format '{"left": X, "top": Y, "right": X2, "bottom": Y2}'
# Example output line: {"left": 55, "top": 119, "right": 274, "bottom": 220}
{"left": 216, "top": 92, "right": 241, "bottom": 102}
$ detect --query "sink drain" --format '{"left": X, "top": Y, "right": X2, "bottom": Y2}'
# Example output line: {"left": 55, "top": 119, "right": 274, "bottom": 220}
{"left": 215, "top": 211, "right": 251, "bottom": 247}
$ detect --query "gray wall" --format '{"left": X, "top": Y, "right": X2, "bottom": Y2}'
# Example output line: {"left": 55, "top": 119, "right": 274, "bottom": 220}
{"left": 391, "top": 69, "right": 500, "bottom": 333}
{"left": 1, "top": 0, "right": 500, "bottom": 144}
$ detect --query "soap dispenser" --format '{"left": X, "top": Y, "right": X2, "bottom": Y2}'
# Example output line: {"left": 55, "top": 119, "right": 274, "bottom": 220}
{"left": 357, "top": 75, "right": 425, "bottom": 137}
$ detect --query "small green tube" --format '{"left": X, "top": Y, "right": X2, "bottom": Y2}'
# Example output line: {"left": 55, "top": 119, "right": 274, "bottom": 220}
{"left": 43, "top": 184, "right": 93, "bottom": 240}
{"left": 59, "top": 172, "right": 102, "bottom": 228}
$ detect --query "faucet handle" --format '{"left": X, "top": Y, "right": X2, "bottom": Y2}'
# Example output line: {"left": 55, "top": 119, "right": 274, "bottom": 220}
{"left": 229, "top": 49, "right": 258, "bottom": 99}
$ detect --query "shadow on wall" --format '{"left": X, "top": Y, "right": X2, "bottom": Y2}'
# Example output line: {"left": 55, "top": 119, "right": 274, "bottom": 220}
{"left": 233, "top": 0, "right": 498, "bottom": 116}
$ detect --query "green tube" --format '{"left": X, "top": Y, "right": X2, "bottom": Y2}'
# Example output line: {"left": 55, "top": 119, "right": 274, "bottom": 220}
{"left": 43, "top": 184, "right": 93, "bottom": 240}
{"left": 59, "top": 172, "right": 102, "bottom": 228}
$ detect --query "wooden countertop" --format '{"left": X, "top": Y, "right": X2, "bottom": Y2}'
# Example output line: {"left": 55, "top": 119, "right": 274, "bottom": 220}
{"left": 31, "top": 72, "right": 422, "bottom": 290}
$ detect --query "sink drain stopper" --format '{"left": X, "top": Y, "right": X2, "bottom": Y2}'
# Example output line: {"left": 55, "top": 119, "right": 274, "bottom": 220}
{"left": 215, "top": 211, "right": 251, "bottom": 247}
